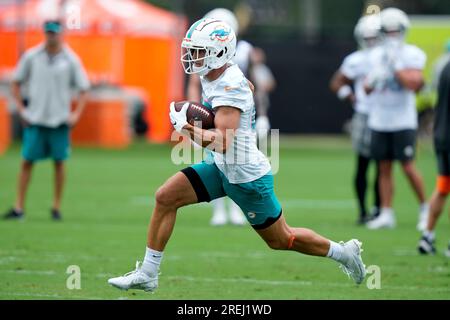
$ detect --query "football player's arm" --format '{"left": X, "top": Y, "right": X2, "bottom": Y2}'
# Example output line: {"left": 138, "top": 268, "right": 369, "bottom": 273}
{"left": 395, "top": 69, "right": 424, "bottom": 92}
{"left": 329, "top": 70, "right": 355, "bottom": 103}
{"left": 184, "top": 106, "right": 240, "bottom": 153}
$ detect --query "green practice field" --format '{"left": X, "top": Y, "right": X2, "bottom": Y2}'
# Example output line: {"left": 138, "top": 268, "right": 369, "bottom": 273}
{"left": 0, "top": 136, "right": 448, "bottom": 300}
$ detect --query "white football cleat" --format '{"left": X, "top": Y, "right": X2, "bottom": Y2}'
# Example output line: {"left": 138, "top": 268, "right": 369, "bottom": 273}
{"left": 366, "top": 211, "right": 396, "bottom": 229}
{"left": 229, "top": 210, "right": 246, "bottom": 226}
{"left": 108, "top": 261, "right": 158, "bottom": 292}
{"left": 210, "top": 211, "right": 228, "bottom": 226}
{"left": 339, "top": 239, "right": 367, "bottom": 285}
{"left": 445, "top": 249, "right": 450, "bottom": 259}
{"left": 416, "top": 204, "right": 429, "bottom": 232}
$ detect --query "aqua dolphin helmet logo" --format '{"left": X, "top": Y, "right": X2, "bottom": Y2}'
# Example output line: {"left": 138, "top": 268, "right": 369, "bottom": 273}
{"left": 209, "top": 25, "right": 231, "bottom": 41}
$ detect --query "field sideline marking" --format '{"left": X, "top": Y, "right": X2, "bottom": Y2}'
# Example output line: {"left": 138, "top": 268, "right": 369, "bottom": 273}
{"left": 3, "top": 269, "right": 448, "bottom": 293}
{"left": 1, "top": 273, "right": 448, "bottom": 296}
{"left": 5, "top": 270, "right": 444, "bottom": 293}
{"left": 0, "top": 292, "right": 103, "bottom": 299}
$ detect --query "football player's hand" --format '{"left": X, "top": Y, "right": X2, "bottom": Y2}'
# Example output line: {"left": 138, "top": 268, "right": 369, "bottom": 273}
{"left": 169, "top": 101, "right": 189, "bottom": 132}
{"left": 365, "top": 68, "right": 390, "bottom": 91}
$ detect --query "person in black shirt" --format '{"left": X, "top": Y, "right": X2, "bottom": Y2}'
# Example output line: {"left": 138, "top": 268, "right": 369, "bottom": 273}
{"left": 418, "top": 60, "right": 450, "bottom": 257}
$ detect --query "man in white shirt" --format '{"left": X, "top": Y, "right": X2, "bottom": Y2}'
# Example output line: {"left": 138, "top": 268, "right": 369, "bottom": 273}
{"left": 3, "top": 20, "right": 89, "bottom": 221}
{"left": 363, "top": 8, "right": 429, "bottom": 230}
{"left": 330, "top": 14, "right": 381, "bottom": 225}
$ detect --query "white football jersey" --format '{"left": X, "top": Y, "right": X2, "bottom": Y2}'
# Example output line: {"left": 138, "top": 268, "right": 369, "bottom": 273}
{"left": 200, "top": 63, "right": 271, "bottom": 184}
{"left": 367, "top": 44, "right": 426, "bottom": 131}
{"left": 340, "top": 49, "right": 375, "bottom": 115}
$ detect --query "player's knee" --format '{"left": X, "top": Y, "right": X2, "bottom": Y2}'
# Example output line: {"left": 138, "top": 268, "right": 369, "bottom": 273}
{"left": 264, "top": 235, "right": 289, "bottom": 250}
{"left": 22, "top": 160, "right": 33, "bottom": 169}
{"left": 155, "top": 186, "right": 176, "bottom": 208}
{"left": 379, "top": 163, "right": 392, "bottom": 177}
{"left": 54, "top": 160, "right": 64, "bottom": 167}
{"left": 436, "top": 190, "right": 449, "bottom": 197}
{"left": 436, "top": 176, "right": 450, "bottom": 196}
{"left": 265, "top": 238, "right": 284, "bottom": 250}
{"left": 401, "top": 162, "right": 415, "bottom": 175}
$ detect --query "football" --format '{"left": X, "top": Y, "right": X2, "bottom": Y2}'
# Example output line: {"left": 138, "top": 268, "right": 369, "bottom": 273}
{"left": 174, "top": 101, "right": 215, "bottom": 129}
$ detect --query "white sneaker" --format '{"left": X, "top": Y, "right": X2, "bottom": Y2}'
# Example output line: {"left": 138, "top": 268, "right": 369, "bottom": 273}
{"left": 445, "top": 249, "right": 450, "bottom": 259}
{"left": 417, "top": 204, "right": 429, "bottom": 232}
{"left": 339, "top": 239, "right": 367, "bottom": 285}
{"left": 229, "top": 210, "right": 246, "bottom": 226}
{"left": 366, "top": 212, "right": 396, "bottom": 230}
{"left": 210, "top": 212, "right": 227, "bottom": 226}
{"left": 108, "top": 261, "right": 158, "bottom": 292}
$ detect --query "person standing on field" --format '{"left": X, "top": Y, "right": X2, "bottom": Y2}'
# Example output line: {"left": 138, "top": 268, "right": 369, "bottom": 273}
{"left": 3, "top": 20, "right": 90, "bottom": 221}
{"left": 417, "top": 60, "right": 450, "bottom": 257}
{"left": 363, "top": 8, "right": 429, "bottom": 231}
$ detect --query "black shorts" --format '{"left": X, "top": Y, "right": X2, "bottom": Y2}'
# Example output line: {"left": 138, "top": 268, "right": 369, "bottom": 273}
{"left": 370, "top": 129, "right": 417, "bottom": 161}
{"left": 436, "top": 151, "right": 450, "bottom": 176}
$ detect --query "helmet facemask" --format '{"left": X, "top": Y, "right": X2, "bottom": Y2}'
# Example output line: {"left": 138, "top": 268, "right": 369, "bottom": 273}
{"left": 381, "top": 28, "right": 406, "bottom": 51}
{"left": 362, "top": 36, "right": 380, "bottom": 49}
{"left": 354, "top": 15, "right": 381, "bottom": 50}
{"left": 181, "top": 43, "right": 232, "bottom": 76}
{"left": 181, "top": 45, "right": 212, "bottom": 76}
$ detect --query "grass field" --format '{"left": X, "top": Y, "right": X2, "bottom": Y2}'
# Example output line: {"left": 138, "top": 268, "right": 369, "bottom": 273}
{"left": 0, "top": 136, "right": 449, "bottom": 300}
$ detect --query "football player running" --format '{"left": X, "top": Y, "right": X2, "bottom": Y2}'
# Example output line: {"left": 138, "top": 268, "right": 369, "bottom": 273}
{"left": 363, "top": 8, "right": 429, "bottom": 231}
{"left": 186, "top": 8, "right": 247, "bottom": 227}
{"left": 108, "top": 18, "right": 366, "bottom": 293}
{"left": 330, "top": 14, "right": 381, "bottom": 225}
{"left": 418, "top": 59, "right": 450, "bottom": 257}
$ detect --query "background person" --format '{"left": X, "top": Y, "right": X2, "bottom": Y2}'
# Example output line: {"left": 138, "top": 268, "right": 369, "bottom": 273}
{"left": 418, "top": 59, "right": 450, "bottom": 257}
{"left": 330, "top": 14, "right": 382, "bottom": 225}
{"left": 3, "top": 20, "right": 90, "bottom": 221}
{"left": 363, "top": 8, "right": 429, "bottom": 230}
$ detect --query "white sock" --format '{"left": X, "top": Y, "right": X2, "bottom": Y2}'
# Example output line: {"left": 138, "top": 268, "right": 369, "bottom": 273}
{"left": 142, "top": 247, "right": 163, "bottom": 276}
{"left": 420, "top": 203, "right": 429, "bottom": 212}
{"left": 327, "top": 240, "right": 346, "bottom": 264}
{"left": 229, "top": 200, "right": 242, "bottom": 216}
{"left": 212, "top": 198, "right": 226, "bottom": 216}
{"left": 423, "top": 230, "right": 435, "bottom": 241}
{"left": 380, "top": 207, "right": 393, "bottom": 216}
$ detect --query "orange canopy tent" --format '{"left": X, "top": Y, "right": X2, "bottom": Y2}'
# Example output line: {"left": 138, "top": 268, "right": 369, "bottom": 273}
{"left": 0, "top": 0, "right": 187, "bottom": 142}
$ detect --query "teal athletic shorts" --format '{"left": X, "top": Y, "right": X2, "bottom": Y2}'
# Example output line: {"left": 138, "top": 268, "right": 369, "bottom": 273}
{"left": 22, "top": 125, "right": 70, "bottom": 162}
{"left": 181, "top": 160, "right": 282, "bottom": 229}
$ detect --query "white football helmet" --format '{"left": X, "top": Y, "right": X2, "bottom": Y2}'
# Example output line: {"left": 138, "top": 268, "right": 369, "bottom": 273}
{"left": 354, "top": 14, "right": 381, "bottom": 49}
{"left": 380, "top": 8, "right": 410, "bottom": 36}
{"left": 204, "top": 8, "right": 239, "bottom": 36}
{"left": 181, "top": 18, "right": 237, "bottom": 76}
